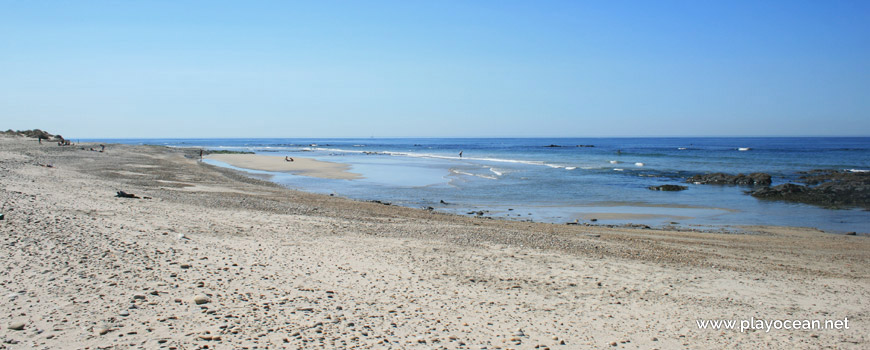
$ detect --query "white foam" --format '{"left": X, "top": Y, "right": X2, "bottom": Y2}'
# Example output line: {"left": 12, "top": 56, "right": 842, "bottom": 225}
{"left": 450, "top": 169, "right": 497, "bottom": 180}
{"left": 635, "top": 162, "right": 645, "bottom": 167}
{"left": 738, "top": 147, "right": 751, "bottom": 151}
{"left": 609, "top": 160, "right": 619, "bottom": 164}
{"left": 489, "top": 168, "right": 503, "bottom": 176}
{"left": 678, "top": 147, "right": 687, "bottom": 150}
{"left": 565, "top": 167, "right": 577, "bottom": 170}
{"left": 312, "top": 147, "right": 567, "bottom": 169}
{"left": 847, "top": 169, "right": 869, "bottom": 173}
{"left": 613, "top": 168, "right": 624, "bottom": 171}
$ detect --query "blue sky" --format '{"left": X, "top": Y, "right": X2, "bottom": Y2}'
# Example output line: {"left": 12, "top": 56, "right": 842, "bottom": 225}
{"left": 1, "top": 1, "right": 868, "bottom": 138}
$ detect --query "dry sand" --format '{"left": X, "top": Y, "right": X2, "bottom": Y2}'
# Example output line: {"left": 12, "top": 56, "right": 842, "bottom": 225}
{"left": 206, "top": 153, "right": 361, "bottom": 180}
{"left": 1, "top": 135, "right": 868, "bottom": 349}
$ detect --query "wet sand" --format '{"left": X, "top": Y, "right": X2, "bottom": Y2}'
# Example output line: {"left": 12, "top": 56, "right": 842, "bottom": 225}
{"left": 1, "top": 135, "right": 868, "bottom": 349}
{"left": 206, "top": 153, "right": 362, "bottom": 179}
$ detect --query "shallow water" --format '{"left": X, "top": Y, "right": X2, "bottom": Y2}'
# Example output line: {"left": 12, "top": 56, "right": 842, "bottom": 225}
{"left": 97, "top": 137, "right": 870, "bottom": 233}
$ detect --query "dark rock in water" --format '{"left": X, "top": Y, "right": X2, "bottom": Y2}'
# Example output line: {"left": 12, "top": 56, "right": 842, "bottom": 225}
{"left": 576, "top": 145, "right": 595, "bottom": 147}
{"left": 440, "top": 200, "right": 448, "bottom": 205}
{"left": 648, "top": 185, "right": 688, "bottom": 191}
{"left": 544, "top": 144, "right": 563, "bottom": 148}
{"left": 750, "top": 171, "right": 870, "bottom": 209}
{"left": 687, "top": 172, "right": 771, "bottom": 186}
{"left": 846, "top": 232, "right": 857, "bottom": 236}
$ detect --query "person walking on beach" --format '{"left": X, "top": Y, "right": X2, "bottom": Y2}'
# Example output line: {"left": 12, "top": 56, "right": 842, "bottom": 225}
{"left": 459, "top": 151, "right": 463, "bottom": 158}
{"left": 199, "top": 149, "right": 203, "bottom": 161}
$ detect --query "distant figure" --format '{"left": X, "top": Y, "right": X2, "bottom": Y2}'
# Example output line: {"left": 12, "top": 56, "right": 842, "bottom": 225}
{"left": 199, "top": 149, "right": 203, "bottom": 161}
{"left": 459, "top": 151, "right": 463, "bottom": 158}
{"left": 616, "top": 149, "right": 622, "bottom": 155}
{"left": 285, "top": 156, "right": 294, "bottom": 162}
{"left": 100, "top": 144, "right": 105, "bottom": 152}
{"left": 38, "top": 137, "right": 42, "bottom": 144}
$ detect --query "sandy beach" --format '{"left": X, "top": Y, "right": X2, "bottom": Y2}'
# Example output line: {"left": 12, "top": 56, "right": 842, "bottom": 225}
{"left": 1, "top": 135, "right": 868, "bottom": 349}
{"left": 206, "top": 153, "right": 362, "bottom": 180}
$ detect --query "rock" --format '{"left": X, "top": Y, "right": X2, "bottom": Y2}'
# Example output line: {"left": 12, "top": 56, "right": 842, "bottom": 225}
{"left": 116, "top": 191, "right": 140, "bottom": 199}
{"left": 648, "top": 185, "right": 688, "bottom": 191}
{"left": 194, "top": 295, "right": 211, "bottom": 305}
{"left": 96, "top": 327, "right": 111, "bottom": 335}
{"left": 9, "top": 321, "right": 25, "bottom": 330}
{"left": 119, "top": 310, "right": 130, "bottom": 316}
{"left": 133, "top": 294, "right": 146, "bottom": 300}
{"left": 751, "top": 172, "right": 870, "bottom": 209}
{"left": 686, "top": 172, "right": 771, "bottom": 186}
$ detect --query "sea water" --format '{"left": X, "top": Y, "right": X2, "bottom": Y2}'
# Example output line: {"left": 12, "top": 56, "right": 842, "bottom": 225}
{"left": 98, "top": 137, "right": 870, "bottom": 233}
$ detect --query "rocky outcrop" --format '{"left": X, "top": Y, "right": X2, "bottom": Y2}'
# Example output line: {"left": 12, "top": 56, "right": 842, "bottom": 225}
{"left": 687, "top": 172, "right": 771, "bottom": 186}
{"left": 751, "top": 171, "right": 870, "bottom": 208}
{"left": 648, "top": 185, "right": 688, "bottom": 191}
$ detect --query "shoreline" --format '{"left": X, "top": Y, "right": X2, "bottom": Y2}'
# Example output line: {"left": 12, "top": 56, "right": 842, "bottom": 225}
{"left": 1, "top": 135, "right": 868, "bottom": 349}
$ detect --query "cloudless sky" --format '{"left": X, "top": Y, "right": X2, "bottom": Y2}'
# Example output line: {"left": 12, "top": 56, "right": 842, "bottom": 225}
{"left": 1, "top": 1, "right": 868, "bottom": 138}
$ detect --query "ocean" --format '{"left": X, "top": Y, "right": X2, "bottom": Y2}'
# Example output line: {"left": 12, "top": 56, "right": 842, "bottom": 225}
{"left": 96, "top": 137, "right": 870, "bottom": 233}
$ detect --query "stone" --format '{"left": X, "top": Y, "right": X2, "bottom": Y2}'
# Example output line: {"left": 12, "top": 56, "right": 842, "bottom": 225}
{"left": 648, "top": 185, "right": 688, "bottom": 191}
{"left": 9, "top": 321, "right": 25, "bottom": 330}
{"left": 119, "top": 310, "right": 130, "bottom": 316}
{"left": 194, "top": 295, "right": 211, "bottom": 305}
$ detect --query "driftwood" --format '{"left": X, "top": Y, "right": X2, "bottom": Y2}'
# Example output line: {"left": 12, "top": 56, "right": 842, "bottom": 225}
{"left": 116, "top": 191, "right": 140, "bottom": 199}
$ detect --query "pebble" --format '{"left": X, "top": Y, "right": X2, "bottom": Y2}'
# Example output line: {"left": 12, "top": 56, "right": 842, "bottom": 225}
{"left": 194, "top": 295, "right": 211, "bottom": 305}
{"left": 9, "top": 321, "right": 26, "bottom": 330}
{"left": 119, "top": 310, "right": 130, "bottom": 316}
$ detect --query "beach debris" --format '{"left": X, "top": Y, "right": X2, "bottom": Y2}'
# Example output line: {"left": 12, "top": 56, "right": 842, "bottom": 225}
{"left": 116, "top": 191, "right": 140, "bottom": 199}
{"left": 8, "top": 321, "right": 26, "bottom": 330}
{"left": 648, "top": 185, "right": 688, "bottom": 191}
